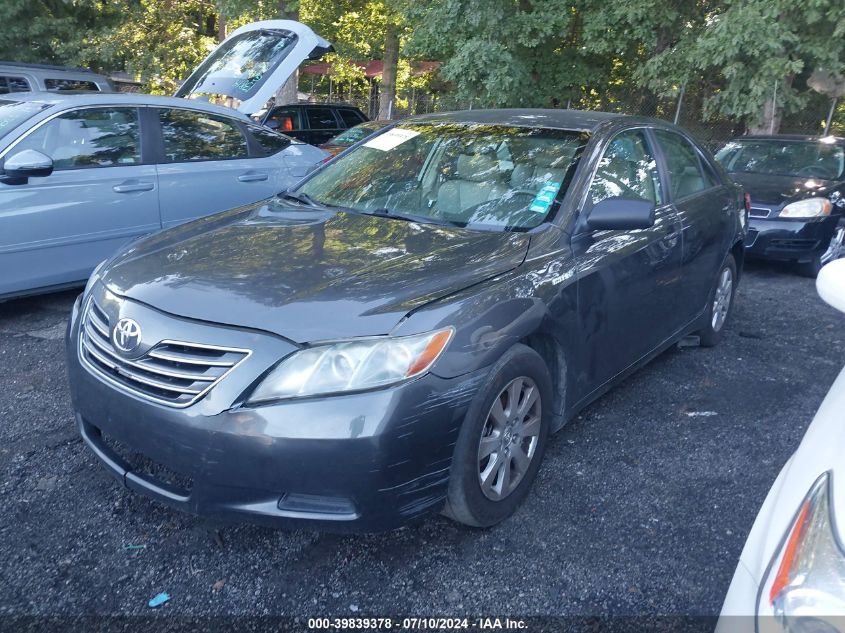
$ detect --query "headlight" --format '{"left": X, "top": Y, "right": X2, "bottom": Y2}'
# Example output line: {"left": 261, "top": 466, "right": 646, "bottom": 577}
{"left": 248, "top": 328, "right": 454, "bottom": 403}
{"left": 758, "top": 472, "right": 845, "bottom": 632}
{"left": 779, "top": 198, "right": 833, "bottom": 219}
{"left": 83, "top": 260, "right": 107, "bottom": 297}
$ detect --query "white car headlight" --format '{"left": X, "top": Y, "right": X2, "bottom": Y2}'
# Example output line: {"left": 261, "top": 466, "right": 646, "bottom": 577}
{"left": 758, "top": 472, "right": 845, "bottom": 632}
{"left": 248, "top": 328, "right": 454, "bottom": 403}
{"left": 779, "top": 198, "right": 833, "bottom": 219}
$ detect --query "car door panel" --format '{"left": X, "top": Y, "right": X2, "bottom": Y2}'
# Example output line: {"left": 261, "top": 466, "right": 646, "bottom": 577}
{"left": 653, "top": 129, "right": 733, "bottom": 320}
{"left": 0, "top": 107, "right": 160, "bottom": 297}
{"left": 155, "top": 108, "right": 279, "bottom": 228}
{"left": 571, "top": 128, "right": 683, "bottom": 394}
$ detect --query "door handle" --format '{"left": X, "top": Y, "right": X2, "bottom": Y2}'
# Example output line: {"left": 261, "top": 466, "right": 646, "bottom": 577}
{"left": 113, "top": 181, "right": 154, "bottom": 193}
{"left": 238, "top": 172, "right": 269, "bottom": 183}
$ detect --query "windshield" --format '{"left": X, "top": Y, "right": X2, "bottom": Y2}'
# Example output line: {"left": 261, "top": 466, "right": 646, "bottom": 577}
{"left": 715, "top": 139, "right": 845, "bottom": 180}
{"left": 176, "top": 29, "right": 298, "bottom": 108}
{"left": 0, "top": 100, "right": 51, "bottom": 140}
{"left": 297, "top": 123, "right": 589, "bottom": 231}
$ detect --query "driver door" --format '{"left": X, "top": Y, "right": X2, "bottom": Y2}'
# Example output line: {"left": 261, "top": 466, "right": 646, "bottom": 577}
{"left": 571, "top": 128, "right": 684, "bottom": 393}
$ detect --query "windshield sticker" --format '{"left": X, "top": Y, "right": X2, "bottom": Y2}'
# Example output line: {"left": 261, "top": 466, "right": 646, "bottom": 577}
{"left": 363, "top": 128, "right": 421, "bottom": 152}
{"left": 528, "top": 182, "right": 562, "bottom": 213}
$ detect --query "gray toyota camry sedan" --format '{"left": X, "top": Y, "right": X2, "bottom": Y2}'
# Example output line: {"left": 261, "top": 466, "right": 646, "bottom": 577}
{"left": 67, "top": 109, "right": 746, "bottom": 531}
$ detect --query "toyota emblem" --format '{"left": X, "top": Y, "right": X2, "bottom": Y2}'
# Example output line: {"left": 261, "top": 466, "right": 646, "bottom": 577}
{"left": 112, "top": 318, "right": 142, "bottom": 353}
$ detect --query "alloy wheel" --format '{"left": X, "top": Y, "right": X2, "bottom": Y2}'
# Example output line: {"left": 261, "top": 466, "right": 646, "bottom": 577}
{"left": 477, "top": 376, "right": 542, "bottom": 501}
{"left": 711, "top": 267, "right": 733, "bottom": 332}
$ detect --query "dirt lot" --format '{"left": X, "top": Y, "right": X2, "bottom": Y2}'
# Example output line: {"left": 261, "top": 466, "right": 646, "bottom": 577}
{"left": 1, "top": 261, "right": 842, "bottom": 620}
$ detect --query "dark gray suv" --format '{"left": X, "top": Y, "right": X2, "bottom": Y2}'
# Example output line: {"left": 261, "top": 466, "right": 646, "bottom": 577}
{"left": 67, "top": 109, "right": 746, "bottom": 532}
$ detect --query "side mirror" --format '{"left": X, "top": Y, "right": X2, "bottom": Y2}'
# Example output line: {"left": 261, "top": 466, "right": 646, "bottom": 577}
{"left": 586, "top": 196, "right": 655, "bottom": 231}
{"left": 1, "top": 149, "right": 54, "bottom": 184}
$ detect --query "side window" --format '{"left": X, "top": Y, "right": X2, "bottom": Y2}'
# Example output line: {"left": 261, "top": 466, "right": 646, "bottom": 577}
{"left": 10, "top": 107, "right": 141, "bottom": 170}
{"left": 337, "top": 108, "right": 365, "bottom": 128}
{"left": 697, "top": 150, "right": 722, "bottom": 188}
{"left": 589, "top": 129, "right": 662, "bottom": 206}
{"left": 248, "top": 125, "right": 292, "bottom": 155}
{"left": 0, "top": 76, "right": 31, "bottom": 94}
{"left": 45, "top": 78, "right": 100, "bottom": 92}
{"left": 265, "top": 107, "right": 299, "bottom": 132}
{"left": 306, "top": 108, "right": 339, "bottom": 130}
{"left": 159, "top": 109, "right": 248, "bottom": 162}
{"left": 654, "top": 130, "right": 707, "bottom": 199}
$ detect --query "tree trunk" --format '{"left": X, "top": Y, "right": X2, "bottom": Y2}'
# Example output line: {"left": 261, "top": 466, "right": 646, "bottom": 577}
{"left": 377, "top": 24, "right": 400, "bottom": 120}
{"left": 749, "top": 76, "right": 793, "bottom": 135}
{"left": 273, "top": 2, "right": 300, "bottom": 106}
{"left": 216, "top": 14, "right": 226, "bottom": 43}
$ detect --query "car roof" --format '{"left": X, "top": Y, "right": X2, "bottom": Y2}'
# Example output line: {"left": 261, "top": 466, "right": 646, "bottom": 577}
{"left": 0, "top": 91, "right": 251, "bottom": 121}
{"left": 727, "top": 134, "right": 845, "bottom": 144}
{"left": 403, "top": 108, "right": 636, "bottom": 132}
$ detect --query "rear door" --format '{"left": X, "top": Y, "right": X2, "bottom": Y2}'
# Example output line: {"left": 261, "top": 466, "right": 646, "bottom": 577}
{"left": 652, "top": 129, "right": 733, "bottom": 323}
{"left": 0, "top": 106, "right": 160, "bottom": 296}
{"left": 174, "top": 20, "right": 332, "bottom": 115}
{"left": 153, "top": 107, "right": 277, "bottom": 228}
{"left": 571, "top": 127, "right": 683, "bottom": 392}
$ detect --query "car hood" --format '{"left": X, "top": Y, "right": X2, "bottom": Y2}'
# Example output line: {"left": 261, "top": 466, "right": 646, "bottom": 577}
{"left": 729, "top": 171, "right": 838, "bottom": 206}
{"left": 101, "top": 200, "right": 530, "bottom": 343}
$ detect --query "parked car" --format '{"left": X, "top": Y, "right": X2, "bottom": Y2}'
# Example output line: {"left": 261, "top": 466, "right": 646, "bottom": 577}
{"left": 717, "top": 258, "right": 845, "bottom": 632}
{"left": 0, "top": 61, "right": 114, "bottom": 94}
{"left": 0, "top": 92, "right": 328, "bottom": 300}
{"left": 67, "top": 109, "right": 746, "bottom": 532}
{"left": 319, "top": 120, "right": 391, "bottom": 156}
{"left": 256, "top": 103, "right": 370, "bottom": 146}
{"left": 716, "top": 135, "right": 845, "bottom": 276}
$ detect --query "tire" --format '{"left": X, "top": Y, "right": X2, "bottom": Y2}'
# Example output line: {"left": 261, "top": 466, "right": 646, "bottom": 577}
{"left": 443, "top": 343, "right": 552, "bottom": 528}
{"left": 697, "top": 254, "right": 737, "bottom": 348}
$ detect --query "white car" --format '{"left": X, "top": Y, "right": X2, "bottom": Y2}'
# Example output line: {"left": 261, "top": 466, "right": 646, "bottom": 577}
{"left": 717, "top": 258, "right": 845, "bottom": 632}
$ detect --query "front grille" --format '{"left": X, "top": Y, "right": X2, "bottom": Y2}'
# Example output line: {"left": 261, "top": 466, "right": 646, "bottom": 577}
{"left": 749, "top": 206, "right": 771, "bottom": 218}
{"left": 79, "top": 296, "right": 250, "bottom": 408}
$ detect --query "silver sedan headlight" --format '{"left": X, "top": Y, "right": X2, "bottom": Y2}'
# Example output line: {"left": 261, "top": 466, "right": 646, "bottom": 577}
{"left": 779, "top": 198, "right": 833, "bottom": 219}
{"left": 248, "top": 328, "right": 454, "bottom": 403}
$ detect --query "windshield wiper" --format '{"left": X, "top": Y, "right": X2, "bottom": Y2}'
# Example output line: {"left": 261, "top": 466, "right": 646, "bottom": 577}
{"left": 277, "top": 190, "right": 324, "bottom": 208}
{"left": 363, "top": 208, "right": 463, "bottom": 228}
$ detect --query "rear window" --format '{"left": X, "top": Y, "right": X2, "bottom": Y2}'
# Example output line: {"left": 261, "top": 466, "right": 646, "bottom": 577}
{"left": 176, "top": 29, "right": 298, "bottom": 106}
{"left": 0, "top": 76, "right": 31, "bottom": 94}
{"left": 44, "top": 78, "right": 100, "bottom": 92}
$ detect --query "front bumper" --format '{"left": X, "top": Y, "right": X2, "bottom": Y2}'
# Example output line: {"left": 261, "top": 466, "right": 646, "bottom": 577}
{"left": 745, "top": 215, "right": 839, "bottom": 262}
{"left": 66, "top": 292, "right": 486, "bottom": 532}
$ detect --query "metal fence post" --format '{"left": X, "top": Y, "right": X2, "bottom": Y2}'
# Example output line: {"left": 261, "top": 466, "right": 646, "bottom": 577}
{"left": 825, "top": 97, "right": 838, "bottom": 135}
{"left": 673, "top": 82, "right": 686, "bottom": 125}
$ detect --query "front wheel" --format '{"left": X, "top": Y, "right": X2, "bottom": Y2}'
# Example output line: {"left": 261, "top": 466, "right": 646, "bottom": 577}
{"left": 697, "top": 254, "right": 737, "bottom": 347}
{"left": 443, "top": 344, "right": 552, "bottom": 527}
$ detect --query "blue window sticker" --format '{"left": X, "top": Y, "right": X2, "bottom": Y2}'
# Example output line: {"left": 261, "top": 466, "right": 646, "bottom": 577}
{"left": 528, "top": 182, "right": 562, "bottom": 213}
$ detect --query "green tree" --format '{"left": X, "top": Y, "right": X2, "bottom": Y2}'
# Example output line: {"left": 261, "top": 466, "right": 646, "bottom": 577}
{"left": 638, "top": 0, "right": 845, "bottom": 133}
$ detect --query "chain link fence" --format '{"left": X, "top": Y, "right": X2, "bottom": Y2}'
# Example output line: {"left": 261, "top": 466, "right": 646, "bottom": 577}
{"left": 297, "top": 74, "right": 842, "bottom": 150}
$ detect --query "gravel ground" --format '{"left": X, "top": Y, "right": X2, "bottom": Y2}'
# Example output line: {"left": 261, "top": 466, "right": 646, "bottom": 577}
{"left": 0, "top": 261, "right": 842, "bottom": 620}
